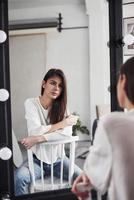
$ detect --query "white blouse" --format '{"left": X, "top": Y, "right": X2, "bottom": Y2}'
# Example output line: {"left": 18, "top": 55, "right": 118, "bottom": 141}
{"left": 84, "top": 109, "right": 134, "bottom": 200}
{"left": 24, "top": 97, "right": 72, "bottom": 164}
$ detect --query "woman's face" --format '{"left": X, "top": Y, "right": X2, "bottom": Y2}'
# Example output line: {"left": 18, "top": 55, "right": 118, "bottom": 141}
{"left": 117, "top": 74, "right": 126, "bottom": 108}
{"left": 43, "top": 75, "right": 63, "bottom": 100}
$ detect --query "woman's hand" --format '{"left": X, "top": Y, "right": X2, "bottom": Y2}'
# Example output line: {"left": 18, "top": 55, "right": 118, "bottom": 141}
{"left": 71, "top": 172, "right": 91, "bottom": 200}
{"left": 62, "top": 114, "right": 79, "bottom": 127}
{"left": 21, "top": 135, "right": 46, "bottom": 149}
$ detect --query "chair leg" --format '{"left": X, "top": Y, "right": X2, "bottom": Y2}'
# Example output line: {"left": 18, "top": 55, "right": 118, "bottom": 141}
{"left": 30, "top": 184, "right": 34, "bottom": 193}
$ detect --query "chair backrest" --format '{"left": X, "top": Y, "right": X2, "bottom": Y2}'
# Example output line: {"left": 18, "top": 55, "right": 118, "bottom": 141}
{"left": 96, "top": 104, "right": 110, "bottom": 120}
{"left": 106, "top": 115, "right": 134, "bottom": 200}
{"left": 92, "top": 104, "right": 110, "bottom": 144}
{"left": 12, "top": 130, "right": 23, "bottom": 168}
{"left": 27, "top": 136, "right": 79, "bottom": 193}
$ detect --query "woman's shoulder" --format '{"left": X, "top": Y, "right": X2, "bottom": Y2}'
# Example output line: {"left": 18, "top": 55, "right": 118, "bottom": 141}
{"left": 24, "top": 97, "right": 39, "bottom": 107}
{"left": 99, "top": 111, "right": 129, "bottom": 129}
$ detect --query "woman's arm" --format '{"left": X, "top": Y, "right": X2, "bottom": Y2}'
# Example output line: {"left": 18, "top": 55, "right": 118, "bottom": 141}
{"left": 22, "top": 99, "right": 78, "bottom": 148}
{"left": 21, "top": 135, "right": 45, "bottom": 149}
{"left": 71, "top": 117, "right": 112, "bottom": 199}
{"left": 21, "top": 120, "right": 75, "bottom": 149}
{"left": 43, "top": 126, "right": 73, "bottom": 141}
{"left": 21, "top": 127, "right": 72, "bottom": 149}
{"left": 83, "top": 118, "right": 112, "bottom": 194}
{"left": 25, "top": 99, "right": 78, "bottom": 135}
{"left": 46, "top": 114, "right": 78, "bottom": 133}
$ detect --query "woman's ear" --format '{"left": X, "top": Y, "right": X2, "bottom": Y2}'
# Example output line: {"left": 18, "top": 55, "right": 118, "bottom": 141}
{"left": 121, "top": 74, "right": 126, "bottom": 90}
{"left": 42, "top": 80, "right": 46, "bottom": 88}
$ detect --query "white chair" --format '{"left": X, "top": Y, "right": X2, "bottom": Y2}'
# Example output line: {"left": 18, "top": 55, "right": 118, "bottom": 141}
{"left": 96, "top": 104, "right": 110, "bottom": 120}
{"left": 27, "top": 136, "right": 79, "bottom": 193}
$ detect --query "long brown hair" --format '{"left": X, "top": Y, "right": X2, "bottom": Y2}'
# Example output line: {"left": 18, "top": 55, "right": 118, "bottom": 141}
{"left": 41, "top": 68, "right": 67, "bottom": 124}
{"left": 120, "top": 57, "right": 134, "bottom": 104}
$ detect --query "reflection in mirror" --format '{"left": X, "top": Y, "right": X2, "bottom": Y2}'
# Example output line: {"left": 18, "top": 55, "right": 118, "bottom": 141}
{"left": 8, "top": 0, "right": 110, "bottom": 196}
{"left": 123, "top": 0, "right": 134, "bottom": 61}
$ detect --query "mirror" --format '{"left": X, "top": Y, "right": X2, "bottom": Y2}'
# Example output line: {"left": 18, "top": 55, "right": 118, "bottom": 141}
{"left": 122, "top": 0, "right": 134, "bottom": 61}
{"left": 8, "top": 0, "right": 110, "bottom": 196}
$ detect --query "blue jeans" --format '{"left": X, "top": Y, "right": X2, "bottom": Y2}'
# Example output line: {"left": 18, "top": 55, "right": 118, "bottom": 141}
{"left": 14, "top": 156, "right": 82, "bottom": 196}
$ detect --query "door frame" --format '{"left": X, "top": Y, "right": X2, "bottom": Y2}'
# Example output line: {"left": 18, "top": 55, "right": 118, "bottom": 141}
{"left": 0, "top": 0, "right": 123, "bottom": 199}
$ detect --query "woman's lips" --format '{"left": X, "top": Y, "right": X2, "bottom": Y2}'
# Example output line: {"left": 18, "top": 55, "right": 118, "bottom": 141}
{"left": 51, "top": 92, "right": 58, "bottom": 96}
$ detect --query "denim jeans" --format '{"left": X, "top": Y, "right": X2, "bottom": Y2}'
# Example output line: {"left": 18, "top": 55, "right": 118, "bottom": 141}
{"left": 14, "top": 155, "right": 82, "bottom": 196}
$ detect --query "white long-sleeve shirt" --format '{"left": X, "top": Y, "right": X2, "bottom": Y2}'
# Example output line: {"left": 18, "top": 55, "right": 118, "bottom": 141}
{"left": 24, "top": 97, "right": 72, "bottom": 164}
{"left": 84, "top": 109, "right": 134, "bottom": 200}
{"left": 84, "top": 114, "right": 112, "bottom": 195}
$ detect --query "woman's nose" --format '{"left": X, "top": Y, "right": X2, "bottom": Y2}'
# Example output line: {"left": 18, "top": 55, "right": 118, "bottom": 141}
{"left": 54, "top": 85, "right": 59, "bottom": 90}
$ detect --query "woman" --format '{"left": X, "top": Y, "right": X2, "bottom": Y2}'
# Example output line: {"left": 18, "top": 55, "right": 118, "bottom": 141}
{"left": 15, "top": 68, "right": 82, "bottom": 195}
{"left": 72, "top": 57, "right": 134, "bottom": 200}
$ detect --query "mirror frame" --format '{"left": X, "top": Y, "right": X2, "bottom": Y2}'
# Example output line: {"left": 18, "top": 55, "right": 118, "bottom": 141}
{"left": 0, "top": 0, "right": 123, "bottom": 199}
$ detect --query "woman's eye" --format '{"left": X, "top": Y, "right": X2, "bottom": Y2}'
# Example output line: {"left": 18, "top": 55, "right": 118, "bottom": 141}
{"left": 49, "top": 81, "right": 62, "bottom": 89}
{"left": 50, "top": 81, "right": 55, "bottom": 85}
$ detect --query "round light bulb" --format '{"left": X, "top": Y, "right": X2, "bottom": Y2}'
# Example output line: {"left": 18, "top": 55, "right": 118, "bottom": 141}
{"left": 0, "top": 147, "right": 12, "bottom": 160}
{"left": 0, "top": 30, "right": 7, "bottom": 43}
{"left": 0, "top": 89, "right": 9, "bottom": 102}
{"left": 123, "top": 34, "right": 134, "bottom": 45}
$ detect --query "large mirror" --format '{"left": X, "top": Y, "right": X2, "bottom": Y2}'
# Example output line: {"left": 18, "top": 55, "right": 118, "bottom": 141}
{"left": 8, "top": 0, "right": 110, "bottom": 197}
{"left": 122, "top": 0, "right": 134, "bottom": 61}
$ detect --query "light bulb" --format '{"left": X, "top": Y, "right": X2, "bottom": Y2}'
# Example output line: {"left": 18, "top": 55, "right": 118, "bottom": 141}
{"left": 0, "top": 147, "right": 12, "bottom": 160}
{"left": 123, "top": 34, "right": 134, "bottom": 45}
{"left": 0, "top": 89, "right": 9, "bottom": 102}
{"left": 0, "top": 30, "right": 7, "bottom": 43}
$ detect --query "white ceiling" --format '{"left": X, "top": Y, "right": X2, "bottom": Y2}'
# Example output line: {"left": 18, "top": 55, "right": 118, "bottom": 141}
{"left": 9, "top": 0, "right": 85, "bottom": 10}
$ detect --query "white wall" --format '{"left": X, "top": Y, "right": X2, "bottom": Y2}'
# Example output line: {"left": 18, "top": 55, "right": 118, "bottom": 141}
{"left": 46, "top": 29, "right": 89, "bottom": 127}
{"left": 85, "top": 0, "right": 110, "bottom": 129}
{"left": 9, "top": 34, "right": 46, "bottom": 140}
